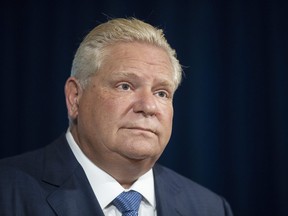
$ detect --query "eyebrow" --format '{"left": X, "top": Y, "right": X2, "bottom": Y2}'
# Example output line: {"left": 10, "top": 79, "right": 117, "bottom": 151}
{"left": 111, "top": 71, "right": 140, "bottom": 80}
{"left": 111, "top": 71, "right": 175, "bottom": 90}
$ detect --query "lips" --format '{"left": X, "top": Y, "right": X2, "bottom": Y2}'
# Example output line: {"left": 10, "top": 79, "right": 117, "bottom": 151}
{"left": 123, "top": 126, "right": 157, "bottom": 135}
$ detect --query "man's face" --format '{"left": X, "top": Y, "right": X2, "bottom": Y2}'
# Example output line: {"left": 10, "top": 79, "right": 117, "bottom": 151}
{"left": 70, "top": 42, "right": 175, "bottom": 170}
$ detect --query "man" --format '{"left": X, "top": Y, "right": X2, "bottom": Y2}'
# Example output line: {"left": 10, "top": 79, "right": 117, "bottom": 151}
{"left": 0, "top": 18, "right": 233, "bottom": 215}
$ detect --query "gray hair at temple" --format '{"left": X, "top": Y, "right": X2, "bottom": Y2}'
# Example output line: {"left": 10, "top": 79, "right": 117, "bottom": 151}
{"left": 71, "top": 17, "right": 182, "bottom": 89}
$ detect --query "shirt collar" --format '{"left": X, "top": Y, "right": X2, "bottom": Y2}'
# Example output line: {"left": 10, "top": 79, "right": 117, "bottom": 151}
{"left": 65, "top": 130, "right": 156, "bottom": 210}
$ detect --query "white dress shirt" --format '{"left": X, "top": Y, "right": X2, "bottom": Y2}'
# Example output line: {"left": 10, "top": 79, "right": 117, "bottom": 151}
{"left": 66, "top": 131, "right": 157, "bottom": 216}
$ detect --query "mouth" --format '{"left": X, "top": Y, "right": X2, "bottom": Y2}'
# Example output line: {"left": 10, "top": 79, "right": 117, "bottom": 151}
{"left": 124, "top": 127, "right": 157, "bottom": 135}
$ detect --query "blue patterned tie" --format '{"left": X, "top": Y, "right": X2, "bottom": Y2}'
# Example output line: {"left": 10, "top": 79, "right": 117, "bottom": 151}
{"left": 112, "top": 190, "right": 142, "bottom": 216}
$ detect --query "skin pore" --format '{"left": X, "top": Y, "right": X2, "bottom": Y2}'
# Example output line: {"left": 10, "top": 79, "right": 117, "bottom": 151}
{"left": 65, "top": 42, "right": 175, "bottom": 188}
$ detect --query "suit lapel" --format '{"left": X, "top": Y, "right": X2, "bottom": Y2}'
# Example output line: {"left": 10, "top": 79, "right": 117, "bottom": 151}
{"left": 41, "top": 135, "right": 104, "bottom": 216}
{"left": 153, "top": 164, "right": 186, "bottom": 216}
{"left": 46, "top": 166, "right": 104, "bottom": 216}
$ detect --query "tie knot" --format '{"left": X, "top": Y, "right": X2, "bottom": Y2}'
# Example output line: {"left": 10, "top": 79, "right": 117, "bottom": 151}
{"left": 112, "top": 190, "right": 142, "bottom": 215}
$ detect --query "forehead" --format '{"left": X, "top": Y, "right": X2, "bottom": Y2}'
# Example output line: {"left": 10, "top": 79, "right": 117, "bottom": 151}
{"left": 104, "top": 42, "right": 172, "bottom": 64}
{"left": 100, "top": 42, "right": 175, "bottom": 83}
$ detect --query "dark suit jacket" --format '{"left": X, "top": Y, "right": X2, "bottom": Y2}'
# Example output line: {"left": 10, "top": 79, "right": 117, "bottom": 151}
{"left": 0, "top": 134, "right": 233, "bottom": 216}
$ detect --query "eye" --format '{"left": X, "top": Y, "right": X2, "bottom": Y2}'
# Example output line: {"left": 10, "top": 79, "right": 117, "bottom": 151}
{"left": 155, "top": 90, "right": 169, "bottom": 98}
{"left": 117, "top": 83, "right": 132, "bottom": 91}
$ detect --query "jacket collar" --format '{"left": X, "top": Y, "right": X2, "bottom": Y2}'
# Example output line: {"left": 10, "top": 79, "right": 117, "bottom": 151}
{"left": 153, "top": 164, "right": 187, "bottom": 216}
{"left": 41, "top": 135, "right": 104, "bottom": 216}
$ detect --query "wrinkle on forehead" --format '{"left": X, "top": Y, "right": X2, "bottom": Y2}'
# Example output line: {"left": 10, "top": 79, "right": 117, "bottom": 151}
{"left": 101, "top": 41, "right": 174, "bottom": 73}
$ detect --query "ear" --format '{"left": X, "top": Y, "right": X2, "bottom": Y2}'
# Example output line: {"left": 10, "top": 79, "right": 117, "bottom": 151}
{"left": 64, "top": 77, "right": 82, "bottom": 120}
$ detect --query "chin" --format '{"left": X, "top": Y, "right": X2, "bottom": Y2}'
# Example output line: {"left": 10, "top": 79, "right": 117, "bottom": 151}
{"left": 116, "top": 139, "right": 163, "bottom": 159}
{"left": 122, "top": 149, "right": 159, "bottom": 162}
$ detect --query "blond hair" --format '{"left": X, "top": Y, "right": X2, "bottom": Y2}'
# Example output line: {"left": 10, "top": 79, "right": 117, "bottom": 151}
{"left": 71, "top": 18, "right": 182, "bottom": 88}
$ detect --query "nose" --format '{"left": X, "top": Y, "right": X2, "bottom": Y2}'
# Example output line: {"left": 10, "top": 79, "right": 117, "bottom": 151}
{"left": 133, "top": 89, "right": 158, "bottom": 117}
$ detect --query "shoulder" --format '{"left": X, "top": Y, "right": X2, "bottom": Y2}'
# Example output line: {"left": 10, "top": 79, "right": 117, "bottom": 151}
{"left": 153, "top": 164, "right": 233, "bottom": 215}
{"left": 153, "top": 164, "right": 215, "bottom": 195}
{"left": 0, "top": 145, "right": 47, "bottom": 211}
{"left": 0, "top": 134, "right": 68, "bottom": 205}
{"left": 0, "top": 148, "right": 45, "bottom": 177}
{"left": 0, "top": 134, "right": 66, "bottom": 179}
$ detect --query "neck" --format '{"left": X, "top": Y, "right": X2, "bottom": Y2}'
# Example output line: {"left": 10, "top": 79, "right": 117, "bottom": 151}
{"left": 97, "top": 158, "right": 153, "bottom": 188}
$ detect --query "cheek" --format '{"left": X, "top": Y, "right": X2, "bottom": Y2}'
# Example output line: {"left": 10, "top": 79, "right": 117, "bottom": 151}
{"left": 94, "top": 98, "right": 125, "bottom": 130}
{"left": 160, "top": 106, "right": 174, "bottom": 138}
{"left": 78, "top": 93, "right": 111, "bottom": 128}
{"left": 163, "top": 104, "right": 174, "bottom": 125}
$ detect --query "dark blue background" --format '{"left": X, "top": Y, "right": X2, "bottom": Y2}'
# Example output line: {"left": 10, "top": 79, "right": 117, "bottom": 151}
{"left": 1, "top": 0, "right": 287, "bottom": 215}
